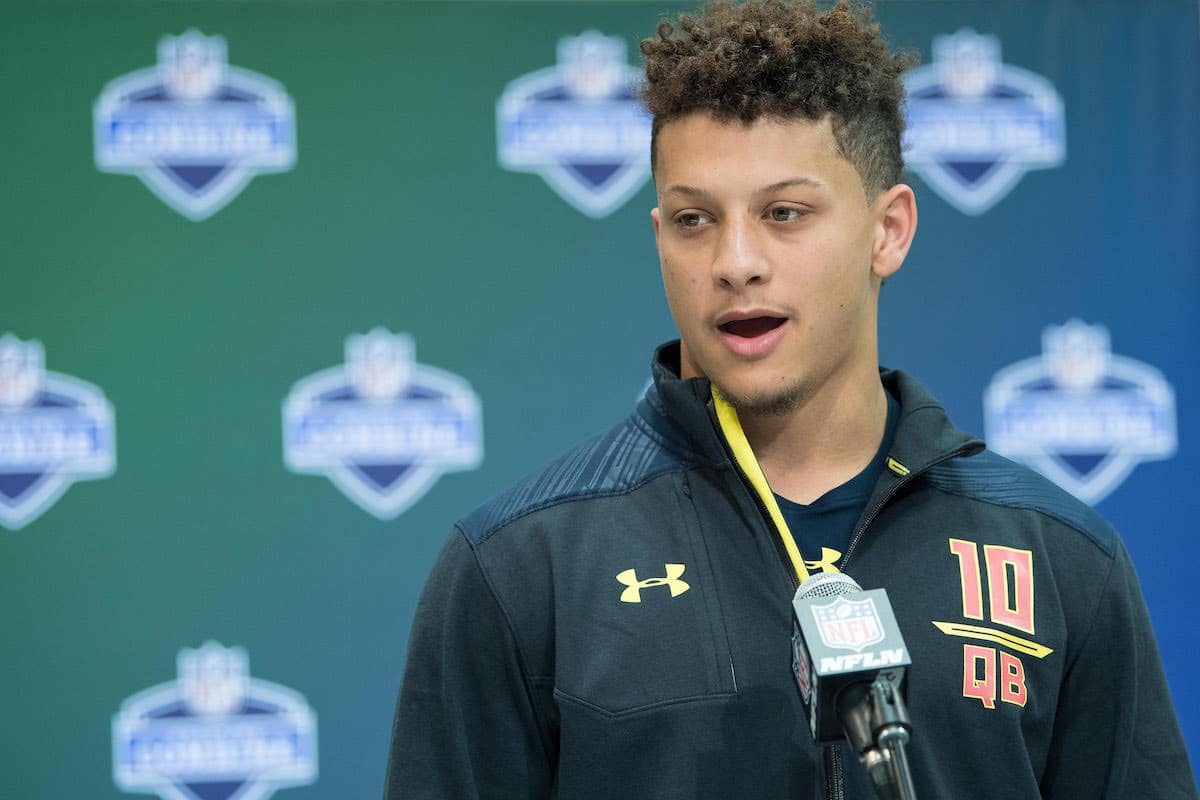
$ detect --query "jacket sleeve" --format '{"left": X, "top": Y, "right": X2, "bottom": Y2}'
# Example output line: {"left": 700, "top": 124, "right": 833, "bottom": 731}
{"left": 1040, "top": 538, "right": 1198, "bottom": 799}
{"left": 383, "top": 527, "right": 555, "bottom": 799}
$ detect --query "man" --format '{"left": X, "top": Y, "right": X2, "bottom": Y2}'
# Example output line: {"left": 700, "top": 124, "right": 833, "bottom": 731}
{"left": 385, "top": 1, "right": 1197, "bottom": 797}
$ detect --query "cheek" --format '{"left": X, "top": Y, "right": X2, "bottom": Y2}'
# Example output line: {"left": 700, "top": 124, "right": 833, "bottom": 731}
{"left": 660, "top": 259, "right": 705, "bottom": 329}
{"left": 661, "top": 256, "right": 700, "bottom": 297}
{"left": 806, "top": 237, "right": 872, "bottom": 298}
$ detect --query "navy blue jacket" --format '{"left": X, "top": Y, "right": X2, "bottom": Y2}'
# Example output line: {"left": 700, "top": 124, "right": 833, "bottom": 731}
{"left": 385, "top": 343, "right": 1197, "bottom": 799}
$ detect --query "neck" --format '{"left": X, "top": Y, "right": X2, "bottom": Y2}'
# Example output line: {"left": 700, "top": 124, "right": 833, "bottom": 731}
{"left": 738, "top": 360, "right": 888, "bottom": 505}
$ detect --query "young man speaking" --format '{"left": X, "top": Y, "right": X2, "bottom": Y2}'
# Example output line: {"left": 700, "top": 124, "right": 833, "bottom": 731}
{"left": 385, "top": 1, "right": 1197, "bottom": 797}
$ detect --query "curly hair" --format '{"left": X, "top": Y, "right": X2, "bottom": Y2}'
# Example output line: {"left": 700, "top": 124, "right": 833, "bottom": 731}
{"left": 640, "top": 0, "right": 918, "bottom": 197}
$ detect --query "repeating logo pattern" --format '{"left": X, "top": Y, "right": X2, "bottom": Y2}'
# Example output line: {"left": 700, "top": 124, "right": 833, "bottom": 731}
{"left": 903, "top": 29, "right": 1066, "bottom": 215}
{"left": 811, "top": 596, "right": 885, "bottom": 653}
{"left": 283, "top": 329, "right": 483, "bottom": 519}
{"left": 497, "top": 30, "right": 652, "bottom": 218}
{"left": 0, "top": 334, "right": 115, "bottom": 530}
{"left": 113, "top": 641, "right": 318, "bottom": 800}
{"left": 984, "top": 319, "right": 1177, "bottom": 505}
{"left": 95, "top": 30, "right": 296, "bottom": 221}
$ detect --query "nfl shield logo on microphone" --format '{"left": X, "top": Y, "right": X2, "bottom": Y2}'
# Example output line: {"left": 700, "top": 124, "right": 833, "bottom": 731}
{"left": 811, "top": 596, "right": 886, "bottom": 653}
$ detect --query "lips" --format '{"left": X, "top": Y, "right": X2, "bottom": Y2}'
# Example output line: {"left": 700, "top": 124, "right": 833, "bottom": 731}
{"left": 718, "top": 316, "right": 786, "bottom": 338}
{"left": 715, "top": 311, "right": 789, "bottom": 358}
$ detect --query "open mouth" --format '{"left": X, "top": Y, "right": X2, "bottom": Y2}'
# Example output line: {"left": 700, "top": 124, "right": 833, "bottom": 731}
{"left": 719, "top": 316, "right": 787, "bottom": 338}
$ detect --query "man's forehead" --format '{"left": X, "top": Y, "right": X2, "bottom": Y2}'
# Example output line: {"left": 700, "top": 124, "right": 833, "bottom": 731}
{"left": 660, "top": 176, "right": 829, "bottom": 201}
{"left": 652, "top": 112, "right": 851, "bottom": 187}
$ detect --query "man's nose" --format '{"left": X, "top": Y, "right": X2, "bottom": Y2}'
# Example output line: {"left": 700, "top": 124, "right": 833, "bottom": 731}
{"left": 712, "top": 217, "right": 770, "bottom": 289}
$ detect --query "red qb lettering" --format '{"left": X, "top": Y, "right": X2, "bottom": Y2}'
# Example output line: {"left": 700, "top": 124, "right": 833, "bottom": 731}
{"left": 1000, "top": 651, "right": 1028, "bottom": 707}
{"left": 962, "top": 645, "right": 997, "bottom": 709}
{"left": 961, "top": 645, "right": 1028, "bottom": 709}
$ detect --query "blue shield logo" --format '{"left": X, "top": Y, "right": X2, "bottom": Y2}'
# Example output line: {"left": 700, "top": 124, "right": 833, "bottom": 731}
{"left": 497, "top": 30, "right": 652, "bottom": 218}
{"left": 903, "top": 29, "right": 1066, "bottom": 215}
{"left": 984, "top": 320, "right": 1177, "bottom": 505}
{"left": 0, "top": 334, "right": 116, "bottom": 530}
{"left": 94, "top": 30, "right": 297, "bottom": 221}
{"left": 113, "top": 641, "right": 318, "bottom": 800}
{"left": 282, "top": 329, "right": 483, "bottom": 519}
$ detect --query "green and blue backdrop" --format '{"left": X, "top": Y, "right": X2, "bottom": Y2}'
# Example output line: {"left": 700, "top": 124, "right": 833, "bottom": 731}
{"left": 2, "top": 1, "right": 1197, "bottom": 797}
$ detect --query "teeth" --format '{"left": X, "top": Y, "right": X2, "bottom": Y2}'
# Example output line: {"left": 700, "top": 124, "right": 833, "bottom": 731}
{"left": 722, "top": 317, "right": 785, "bottom": 338}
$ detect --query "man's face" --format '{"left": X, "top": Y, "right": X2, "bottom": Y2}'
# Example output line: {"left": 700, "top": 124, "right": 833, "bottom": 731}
{"left": 651, "top": 113, "right": 900, "bottom": 415}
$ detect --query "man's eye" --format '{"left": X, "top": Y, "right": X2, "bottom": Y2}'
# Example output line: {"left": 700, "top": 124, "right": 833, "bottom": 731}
{"left": 770, "top": 206, "right": 805, "bottom": 222}
{"left": 677, "top": 212, "right": 705, "bottom": 227}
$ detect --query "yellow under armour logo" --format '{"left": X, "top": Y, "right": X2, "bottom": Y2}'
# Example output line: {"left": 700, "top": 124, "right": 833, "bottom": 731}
{"left": 804, "top": 547, "right": 842, "bottom": 574}
{"left": 615, "top": 563, "right": 690, "bottom": 603}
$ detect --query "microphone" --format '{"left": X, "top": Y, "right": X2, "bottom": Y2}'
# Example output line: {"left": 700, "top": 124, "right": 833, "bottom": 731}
{"left": 791, "top": 572, "right": 917, "bottom": 800}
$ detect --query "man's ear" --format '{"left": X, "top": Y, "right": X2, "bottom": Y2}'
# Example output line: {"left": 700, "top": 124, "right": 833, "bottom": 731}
{"left": 871, "top": 184, "right": 917, "bottom": 281}
{"left": 651, "top": 206, "right": 661, "bottom": 248}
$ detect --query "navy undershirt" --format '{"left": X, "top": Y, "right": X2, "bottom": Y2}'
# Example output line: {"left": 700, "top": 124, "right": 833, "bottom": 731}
{"left": 774, "top": 389, "right": 900, "bottom": 566}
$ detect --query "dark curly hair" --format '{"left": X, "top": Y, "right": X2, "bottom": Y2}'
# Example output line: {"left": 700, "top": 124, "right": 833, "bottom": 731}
{"left": 640, "top": 0, "right": 917, "bottom": 197}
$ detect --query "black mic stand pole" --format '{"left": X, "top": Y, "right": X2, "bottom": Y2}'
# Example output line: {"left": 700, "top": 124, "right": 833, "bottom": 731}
{"left": 837, "top": 679, "right": 918, "bottom": 800}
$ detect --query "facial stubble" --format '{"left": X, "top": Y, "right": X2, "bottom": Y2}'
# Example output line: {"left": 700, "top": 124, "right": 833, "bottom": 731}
{"left": 713, "top": 374, "right": 809, "bottom": 417}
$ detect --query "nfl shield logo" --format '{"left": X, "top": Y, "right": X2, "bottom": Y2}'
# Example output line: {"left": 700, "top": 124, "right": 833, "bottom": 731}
{"left": 282, "top": 329, "right": 483, "bottom": 519}
{"left": 903, "top": 29, "right": 1066, "bottom": 215}
{"left": 811, "top": 595, "right": 885, "bottom": 653}
{"left": 112, "top": 641, "right": 318, "bottom": 800}
{"left": 984, "top": 319, "right": 1176, "bottom": 505}
{"left": 496, "top": 31, "right": 652, "bottom": 218}
{"left": 94, "top": 30, "right": 296, "bottom": 221}
{"left": 0, "top": 334, "right": 116, "bottom": 530}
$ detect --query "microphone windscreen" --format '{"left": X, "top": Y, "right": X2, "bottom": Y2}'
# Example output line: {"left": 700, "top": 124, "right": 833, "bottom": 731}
{"left": 796, "top": 571, "right": 862, "bottom": 600}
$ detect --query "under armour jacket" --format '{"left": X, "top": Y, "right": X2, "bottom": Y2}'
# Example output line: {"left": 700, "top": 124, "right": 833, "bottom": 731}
{"left": 384, "top": 342, "right": 1197, "bottom": 799}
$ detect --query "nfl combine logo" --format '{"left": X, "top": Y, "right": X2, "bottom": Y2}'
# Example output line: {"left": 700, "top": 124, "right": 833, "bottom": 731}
{"left": 0, "top": 334, "right": 115, "bottom": 530}
{"left": 497, "top": 30, "right": 652, "bottom": 218}
{"left": 984, "top": 320, "right": 1177, "bottom": 505}
{"left": 902, "top": 29, "right": 1065, "bottom": 215}
{"left": 94, "top": 30, "right": 296, "bottom": 221}
{"left": 112, "top": 641, "right": 318, "bottom": 800}
{"left": 811, "top": 596, "right": 885, "bottom": 653}
{"left": 282, "top": 329, "right": 483, "bottom": 519}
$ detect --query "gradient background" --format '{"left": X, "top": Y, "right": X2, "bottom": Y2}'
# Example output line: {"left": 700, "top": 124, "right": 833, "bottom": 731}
{"left": 1, "top": 1, "right": 1196, "bottom": 797}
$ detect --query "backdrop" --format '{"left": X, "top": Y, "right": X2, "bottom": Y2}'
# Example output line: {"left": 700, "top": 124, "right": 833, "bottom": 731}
{"left": 2, "top": 1, "right": 1196, "bottom": 798}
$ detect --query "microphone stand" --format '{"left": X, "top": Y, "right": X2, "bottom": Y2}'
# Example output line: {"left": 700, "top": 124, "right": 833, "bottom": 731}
{"left": 837, "top": 678, "right": 918, "bottom": 800}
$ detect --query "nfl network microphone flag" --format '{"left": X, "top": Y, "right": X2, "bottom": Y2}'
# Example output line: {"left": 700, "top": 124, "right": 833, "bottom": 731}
{"left": 792, "top": 578, "right": 912, "bottom": 743}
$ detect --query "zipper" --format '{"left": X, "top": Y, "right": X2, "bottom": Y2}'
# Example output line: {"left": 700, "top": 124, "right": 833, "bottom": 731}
{"left": 819, "top": 464, "right": 926, "bottom": 800}
{"left": 708, "top": 401, "right": 841, "bottom": 796}
{"left": 705, "top": 402, "right": 802, "bottom": 592}
{"left": 824, "top": 745, "right": 846, "bottom": 800}
{"left": 826, "top": 444, "right": 978, "bottom": 799}
{"left": 707, "top": 391, "right": 978, "bottom": 800}
{"left": 742, "top": 465, "right": 801, "bottom": 590}
{"left": 840, "top": 443, "right": 979, "bottom": 571}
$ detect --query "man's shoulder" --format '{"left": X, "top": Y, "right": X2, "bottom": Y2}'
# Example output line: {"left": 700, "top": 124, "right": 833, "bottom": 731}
{"left": 922, "top": 447, "right": 1117, "bottom": 557}
{"left": 458, "top": 404, "right": 699, "bottom": 547}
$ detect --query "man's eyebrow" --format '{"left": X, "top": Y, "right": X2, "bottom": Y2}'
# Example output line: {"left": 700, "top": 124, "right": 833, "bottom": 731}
{"left": 660, "top": 184, "right": 714, "bottom": 200}
{"left": 660, "top": 177, "right": 826, "bottom": 199}
{"left": 762, "top": 177, "right": 825, "bottom": 193}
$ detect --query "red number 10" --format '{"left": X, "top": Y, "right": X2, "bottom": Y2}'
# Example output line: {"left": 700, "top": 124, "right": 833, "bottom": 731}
{"left": 948, "top": 539, "right": 1035, "bottom": 635}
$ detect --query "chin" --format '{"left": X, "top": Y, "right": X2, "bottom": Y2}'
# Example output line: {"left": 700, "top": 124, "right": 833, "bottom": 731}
{"left": 712, "top": 373, "right": 809, "bottom": 417}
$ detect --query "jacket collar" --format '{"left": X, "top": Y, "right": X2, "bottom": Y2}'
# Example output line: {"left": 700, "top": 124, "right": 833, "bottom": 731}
{"left": 880, "top": 369, "right": 985, "bottom": 474}
{"left": 641, "top": 339, "right": 983, "bottom": 473}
